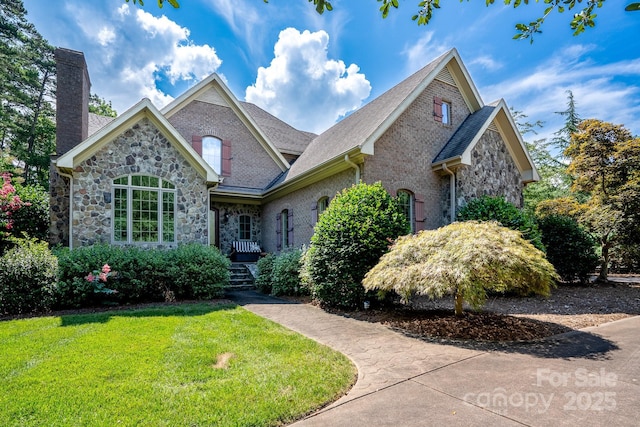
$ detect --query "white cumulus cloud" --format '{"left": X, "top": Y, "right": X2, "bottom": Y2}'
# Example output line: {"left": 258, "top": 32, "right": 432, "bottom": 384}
{"left": 60, "top": 2, "right": 222, "bottom": 113}
{"left": 481, "top": 45, "right": 640, "bottom": 141}
{"left": 245, "top": 28, "right": 371, "bottom": 133}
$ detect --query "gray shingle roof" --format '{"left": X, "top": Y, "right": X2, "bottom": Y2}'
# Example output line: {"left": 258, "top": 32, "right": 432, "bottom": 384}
{"left": 433, "top": 105, "right": 496, "bottom": 164}
{"left": 88, "top": 113, "right": 115, "bottom": 137}
{"left": 240, "top": 101, "right": 316, "bottom": 156}
{"left": 284, "top": 50, "right": 454, "bottom": 182}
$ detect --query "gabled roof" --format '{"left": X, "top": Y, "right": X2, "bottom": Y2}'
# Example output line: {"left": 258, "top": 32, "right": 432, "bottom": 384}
{"left": 161, "top": 73, "right": 290, "bottom": 171}
{"left": 56, "top": 98, "right": 219, "bottom": 185}
{"left": 433, "top": 105, "right": 496, "bottom": 163}
{"left": 88, "top": 113, "right": 114, "bottom": 137}
{"left": 284, "top": 48, "right": 483, "bottom": 182}
{"left": 432, "top": 99, "right": 539, "bottom": 183}
{"left": 240, "top": 101, "right": 316, "bottom": 156}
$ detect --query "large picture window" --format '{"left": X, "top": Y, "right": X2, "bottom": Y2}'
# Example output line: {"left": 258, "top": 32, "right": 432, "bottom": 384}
{"left": 112, "top": 175, "right": 176, "bottom": 244}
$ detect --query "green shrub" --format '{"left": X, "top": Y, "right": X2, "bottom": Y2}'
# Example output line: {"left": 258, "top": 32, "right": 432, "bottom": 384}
{"left": 0, "top": 238, "right": 58, "bottom": 315}
{"left": 255, "top": 253, "right": 276, "bottom": 294}
{"left": 271, "top": 249, "right": 305, "bottom": 296}
{"left": 457, "top": 195, "right": 545, "bottom": 251}
{"left": 167, "top": 243, "right": 230, "bottom": 299}
{"left": 11, "top": 183, "right": 50, "bottom": 241}
{"left": 611, "top": 244, "right": 640, "bottom": 273}
{"left": 363, "top": 221, "right": 558, "bottom": 316}
{"left": 307, "top": 182, "right": 409, "bottom": 309}
{"left": 538, "top": 215, "right": 599, "bottom": 283}
{"left": 54, "top": 244, "right": 230, "bottom": 309}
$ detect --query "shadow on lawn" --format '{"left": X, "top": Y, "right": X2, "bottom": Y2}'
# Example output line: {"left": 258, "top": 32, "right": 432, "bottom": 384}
{"left": 58, "top": 300, "right": 238, "bottom": 327}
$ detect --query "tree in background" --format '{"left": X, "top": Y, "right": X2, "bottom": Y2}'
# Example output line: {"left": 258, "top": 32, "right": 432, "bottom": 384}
{"left": 363, "top": 221, "right": 557, "bottom": 317}
{"left": 0, "top": 0, "right": 56, "bottom": 188}
{"left": 565, "top": 119, "right": 640, "bottom": 281}
{"left": 89, "top": 94, "right": 118, "bottom": 118}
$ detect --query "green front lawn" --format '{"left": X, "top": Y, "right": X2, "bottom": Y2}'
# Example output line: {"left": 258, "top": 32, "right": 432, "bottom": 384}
{"left": 0, "top": 303, "right": 355, "bottom": 426}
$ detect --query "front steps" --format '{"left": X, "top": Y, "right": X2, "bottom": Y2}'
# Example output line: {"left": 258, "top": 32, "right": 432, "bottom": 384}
{"left": 227, "top": 263, "right": 256, "bottom": 291}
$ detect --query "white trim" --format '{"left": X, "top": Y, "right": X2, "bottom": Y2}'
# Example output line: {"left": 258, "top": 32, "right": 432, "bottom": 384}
{"left": 161, "top": 74, "right": 290, "bottom": 172}
{"left": 56, "top": 98, "right": 219, "bottom": 185}
{"left": 360, "top": 48, "right": 484, "bottom": 156}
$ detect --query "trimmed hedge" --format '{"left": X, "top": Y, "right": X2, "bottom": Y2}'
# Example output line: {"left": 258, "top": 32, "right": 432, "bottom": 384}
{"left": 54, "top": 243, "right": 230, "bottom": 309}
{"left": 255, "top": 250, "right": 306, "bottom": 297}
{"left": 255, "top": 253, "right": 276, "bottom": 294}
{"left": 271, "top": 249, "right": 305, "bottom": 296}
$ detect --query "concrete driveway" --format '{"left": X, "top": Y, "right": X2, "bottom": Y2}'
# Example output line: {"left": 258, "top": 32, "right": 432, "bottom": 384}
{"left": 229, "top": 291, "right": 640, "bottom": 427}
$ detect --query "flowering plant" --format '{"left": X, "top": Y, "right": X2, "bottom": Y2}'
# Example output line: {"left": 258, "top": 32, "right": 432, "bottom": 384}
{"left": 86, "top": 264, "right": 118, "bottom": 294}
{"left": 0, "top": 173, "right": 26, "bottom": 233}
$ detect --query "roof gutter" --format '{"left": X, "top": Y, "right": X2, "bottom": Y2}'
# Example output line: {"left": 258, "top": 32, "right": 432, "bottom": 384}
{"left": 441, "top": 163, "right": 456, "bottom": 223}
{"left": 344, "top": 155, "right": 360, "bottom": 184}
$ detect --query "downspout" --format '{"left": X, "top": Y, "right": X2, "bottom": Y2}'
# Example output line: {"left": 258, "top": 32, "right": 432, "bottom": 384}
{"left": 344, "top": 155, "right": 360, "bottom": 184}
{"left": 441, "top": 163, "right": 456, "bottom": 223}
{"left": 57, "top": 169, "right": 74, "bottom": 250}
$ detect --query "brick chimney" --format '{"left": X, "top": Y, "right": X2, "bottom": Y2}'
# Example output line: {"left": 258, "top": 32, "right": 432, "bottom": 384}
{"left": 54, "top": 48, "right": 91, "bottom": 155}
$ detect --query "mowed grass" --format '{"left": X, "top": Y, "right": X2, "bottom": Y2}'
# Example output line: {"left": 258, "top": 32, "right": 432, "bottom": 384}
{"left": 0, "top": 303, "right": 356, "bottom": 426}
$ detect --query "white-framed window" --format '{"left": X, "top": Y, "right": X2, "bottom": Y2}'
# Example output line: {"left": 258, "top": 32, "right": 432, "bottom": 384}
{"left": 202, "top": 136, "right": 222, "bottom": 174}
{"left": 396, "top": 190, "right": 414, "bottom": 233}
{"left": 112, "top": 175, "right": 176, "bottom": 244}
{"left": 441, "top": 101, "right": 451, "bottom": 125}
{"left": 434, "top": 97, "right": 452, "bottom": 125}
{"left": 239, "top": 214, "right": 251, "bottom": 240}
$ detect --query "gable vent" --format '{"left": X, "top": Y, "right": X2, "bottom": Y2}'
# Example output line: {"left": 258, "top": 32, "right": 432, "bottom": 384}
{"left": 435, "top": 67, "right": 456, "bottom": 86}
{"left": 196, "top": 89, "right": 229, "bottom": 107}
{"left": 488, "top": 122, "right": 499, "bottom": 133}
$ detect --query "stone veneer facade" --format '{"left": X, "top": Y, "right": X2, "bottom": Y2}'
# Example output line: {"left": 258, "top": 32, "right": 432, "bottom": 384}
{"left": 443, "top": 128, "right": 524, "bottom": 224}
{"left": 53, "top": 118, "right": 209, "bottom": 248}
{"left": 213, "top": 202, "right": 262, "bottom": 255}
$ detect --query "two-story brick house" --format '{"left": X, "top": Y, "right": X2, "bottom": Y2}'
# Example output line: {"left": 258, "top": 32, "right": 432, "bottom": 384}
{"left": 50, "top": 47, "right": 537, "bottom": 255}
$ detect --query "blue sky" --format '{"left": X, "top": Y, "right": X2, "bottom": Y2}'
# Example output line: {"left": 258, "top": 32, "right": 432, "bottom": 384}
{"left": 23, "top": 0, "right": 640, "bottom": 142}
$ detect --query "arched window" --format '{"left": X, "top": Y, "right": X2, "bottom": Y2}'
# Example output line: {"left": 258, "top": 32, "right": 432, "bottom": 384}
{"left": 317, "top": 196, "right": 329, "bottom": 216}
{"left": 112, "top": 175, "right": 176, "bottom": 244}
{"left": 239, "top": 214, "right": 251, "bottom": 241}
{"left": 396, "top": 190, "right": 414, "bottom": 233}
{"left": 202, "top": 136, "right": 222, "bottom": 174}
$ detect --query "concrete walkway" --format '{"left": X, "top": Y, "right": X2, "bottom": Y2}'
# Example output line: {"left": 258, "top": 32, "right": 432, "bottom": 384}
{"left": 229, "top": 291, "right": 640, "bottom": 427}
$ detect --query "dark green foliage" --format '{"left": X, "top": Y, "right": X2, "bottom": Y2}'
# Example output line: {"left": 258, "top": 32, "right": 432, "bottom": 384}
{"left": 271, "top": 249, "right": 305, "bottom": 296}
{"left": 89, "top": 93, "right": 118, "bottom": 118}
{"left": 255, "top": 253, "right": 276, "bottom": 294}
{"left": 0, "top": 237, "right": 58, "bottom": 315}
{"left": 611, "top": 244, "right": 640, "bottom": 274}
{"left": 306, "top": 182, "right": 410, "bottom": 309}
{"left": 457, "top": 195, "right": 545, "bottom": 252}
{"left": 54, "top": 243, "right": 229, "bottom": 309}
{"left": 166, "top": 243, "right": 230, "bottom": 299}
{"left": 9, "top": 183, "right": 49, "bottom": 241}
{"left": 0, "top": 0, "right": 56, "bottom": 188}
{"left": 538, "top": 215, "right": 598, "bottom": 283}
